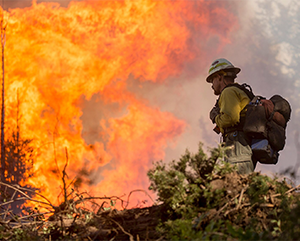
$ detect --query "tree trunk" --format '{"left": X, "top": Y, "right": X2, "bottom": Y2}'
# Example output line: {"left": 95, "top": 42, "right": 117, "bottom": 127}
{"left": 0, "top": 17, "right": 5, "bottom": 181}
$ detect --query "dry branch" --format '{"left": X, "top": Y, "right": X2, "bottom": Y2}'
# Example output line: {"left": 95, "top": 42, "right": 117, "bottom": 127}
{"left": 0, "top": 182, "right": 54, "bottom": 209}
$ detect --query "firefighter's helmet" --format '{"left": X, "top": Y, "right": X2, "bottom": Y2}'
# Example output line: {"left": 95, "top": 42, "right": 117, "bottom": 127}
{"left": 206, "top": 58, "right": 241, "bottom": 83}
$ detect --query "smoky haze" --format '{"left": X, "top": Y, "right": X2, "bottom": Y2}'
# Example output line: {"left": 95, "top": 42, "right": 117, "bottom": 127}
{"left": 150, "top": 0, "right": 299, "bottom": 179}
{"left": 1, "top": 0, "right": 82, "bottom": 10}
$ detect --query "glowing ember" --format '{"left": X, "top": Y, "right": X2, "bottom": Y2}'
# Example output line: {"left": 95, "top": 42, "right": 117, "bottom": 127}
{"left": 1, "top": 0, "right": 237, "bottom": 207}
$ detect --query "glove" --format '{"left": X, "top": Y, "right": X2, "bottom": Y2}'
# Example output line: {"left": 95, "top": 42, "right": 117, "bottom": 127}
{"left": 209, "top": 106, "right": 220, "bottom": 124}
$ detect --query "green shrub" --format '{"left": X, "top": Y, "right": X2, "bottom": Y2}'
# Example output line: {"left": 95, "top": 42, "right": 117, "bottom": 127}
{"left": 148, "top": 142, "right": 300, "bottom": 240}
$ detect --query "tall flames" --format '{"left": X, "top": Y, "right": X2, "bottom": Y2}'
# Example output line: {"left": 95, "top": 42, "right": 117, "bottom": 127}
{"left": 1, "top": 0, "right": 237, "bottom": 207}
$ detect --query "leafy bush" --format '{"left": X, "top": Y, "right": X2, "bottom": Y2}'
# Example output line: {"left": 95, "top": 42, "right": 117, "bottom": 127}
{"left": 148, "top": 142, "right": 300, "bottom": 240}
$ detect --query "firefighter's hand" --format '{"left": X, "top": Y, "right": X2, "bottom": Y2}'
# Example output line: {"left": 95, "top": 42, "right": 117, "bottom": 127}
{"left": 209, "top": 106, "right": 220, "bottom": 124}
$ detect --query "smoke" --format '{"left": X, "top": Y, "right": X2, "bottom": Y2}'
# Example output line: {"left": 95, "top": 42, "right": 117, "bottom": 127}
{"left": 1, "top": 0, "right": 83, "bottom": 10}
{"left": 169, "top": 0, "right": 300, "bottom": 178}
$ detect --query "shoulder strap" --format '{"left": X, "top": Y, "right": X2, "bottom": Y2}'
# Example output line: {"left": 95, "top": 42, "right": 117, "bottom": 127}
{"left": 215, "top": 83, "right": 255, "bottom": 107}
{"left": 224, "top": 83, "right": 255, "bottom": 100}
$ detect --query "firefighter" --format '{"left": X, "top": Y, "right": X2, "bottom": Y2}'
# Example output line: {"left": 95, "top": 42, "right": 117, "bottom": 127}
{"left": 207, "top": 58, "right": 256, "bottom": 174}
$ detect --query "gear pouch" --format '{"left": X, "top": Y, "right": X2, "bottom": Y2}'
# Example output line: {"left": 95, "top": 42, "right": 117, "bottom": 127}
{"left": 243, "top": 105, "right": 267, "bottom": 139}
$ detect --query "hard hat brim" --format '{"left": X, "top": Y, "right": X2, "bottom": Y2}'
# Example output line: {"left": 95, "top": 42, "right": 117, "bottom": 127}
{"left": 206, "top": 67, "right": 241, "bottom": 83}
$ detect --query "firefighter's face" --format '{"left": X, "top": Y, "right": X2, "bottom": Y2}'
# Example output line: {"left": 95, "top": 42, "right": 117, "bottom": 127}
{"left": 211, "top": 75, "right": 222, "bottom": 95}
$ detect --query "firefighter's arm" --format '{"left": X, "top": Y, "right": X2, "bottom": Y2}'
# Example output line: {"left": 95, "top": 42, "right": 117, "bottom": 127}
{"left": 209, "top": 100, "right": 221, "bottom": 134}
{"left": 215, "top": 88, "right": 241, "bottom": 129}
{"left": 209, "top": 106, "right": 221, "bottom": 134}
{"left": 209, "top": 105, "right": 220, "bottom": 124}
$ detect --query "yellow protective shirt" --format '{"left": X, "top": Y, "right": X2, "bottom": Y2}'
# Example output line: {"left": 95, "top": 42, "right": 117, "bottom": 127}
{"left": 215, "top": 85, "right": 250, "bottom": 134}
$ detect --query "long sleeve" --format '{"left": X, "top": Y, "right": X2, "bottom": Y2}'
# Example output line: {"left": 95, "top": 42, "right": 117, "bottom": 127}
{"left": 215, "top": 86, "right": 250, "bottom": 133}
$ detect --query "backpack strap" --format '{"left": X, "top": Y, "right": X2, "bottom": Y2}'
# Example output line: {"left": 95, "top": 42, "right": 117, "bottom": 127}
{"left": 225, "top": 83, "right": 255, "bottom": 100}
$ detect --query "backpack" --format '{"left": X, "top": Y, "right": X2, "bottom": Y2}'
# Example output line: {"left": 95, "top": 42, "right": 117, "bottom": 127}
{"left": 235, "top": 84, "right": 291, "bottom": 165}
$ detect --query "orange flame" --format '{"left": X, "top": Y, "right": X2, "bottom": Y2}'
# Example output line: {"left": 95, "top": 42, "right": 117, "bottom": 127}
{"left": 1, "top": 0, "right": 237, "bottom": 207}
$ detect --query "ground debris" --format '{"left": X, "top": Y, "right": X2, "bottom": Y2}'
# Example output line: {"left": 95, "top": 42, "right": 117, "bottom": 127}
{"left": 188, "top": 171, "right": 300, "bottom": 240}
{"left": 91, "top": 205, "right": 163, "bottom": 240}
{"left": 0, "top": 181, "right": 163, "bottom": 240}
{"left": 0, "top": 204, "right": 163, "bottom": 240}
{"left": 2, "top": 165, "right": 300, "bottom": 240}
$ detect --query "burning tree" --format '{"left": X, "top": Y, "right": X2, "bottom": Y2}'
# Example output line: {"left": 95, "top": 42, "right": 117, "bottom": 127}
{"left": 0, "top": 11, "right": 37, "bottom": 211}
{"left": 4, "top": 132, "right": 35, "bottom": 184}
{"left": 0, "top": 87, "right": 38, "bottom": 210}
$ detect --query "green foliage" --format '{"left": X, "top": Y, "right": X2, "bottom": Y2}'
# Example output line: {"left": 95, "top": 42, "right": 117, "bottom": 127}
{"left": 0, "top": 224, "right": 41, "bottom": 241}
{"left": 148, "top": 143, "right": 230, "bottom": 219}
{"left": 247, "top": 174, "right": 275, "bottom": 204}
{"left": 148, "top": 142, "right": 300, "bottom": 240}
